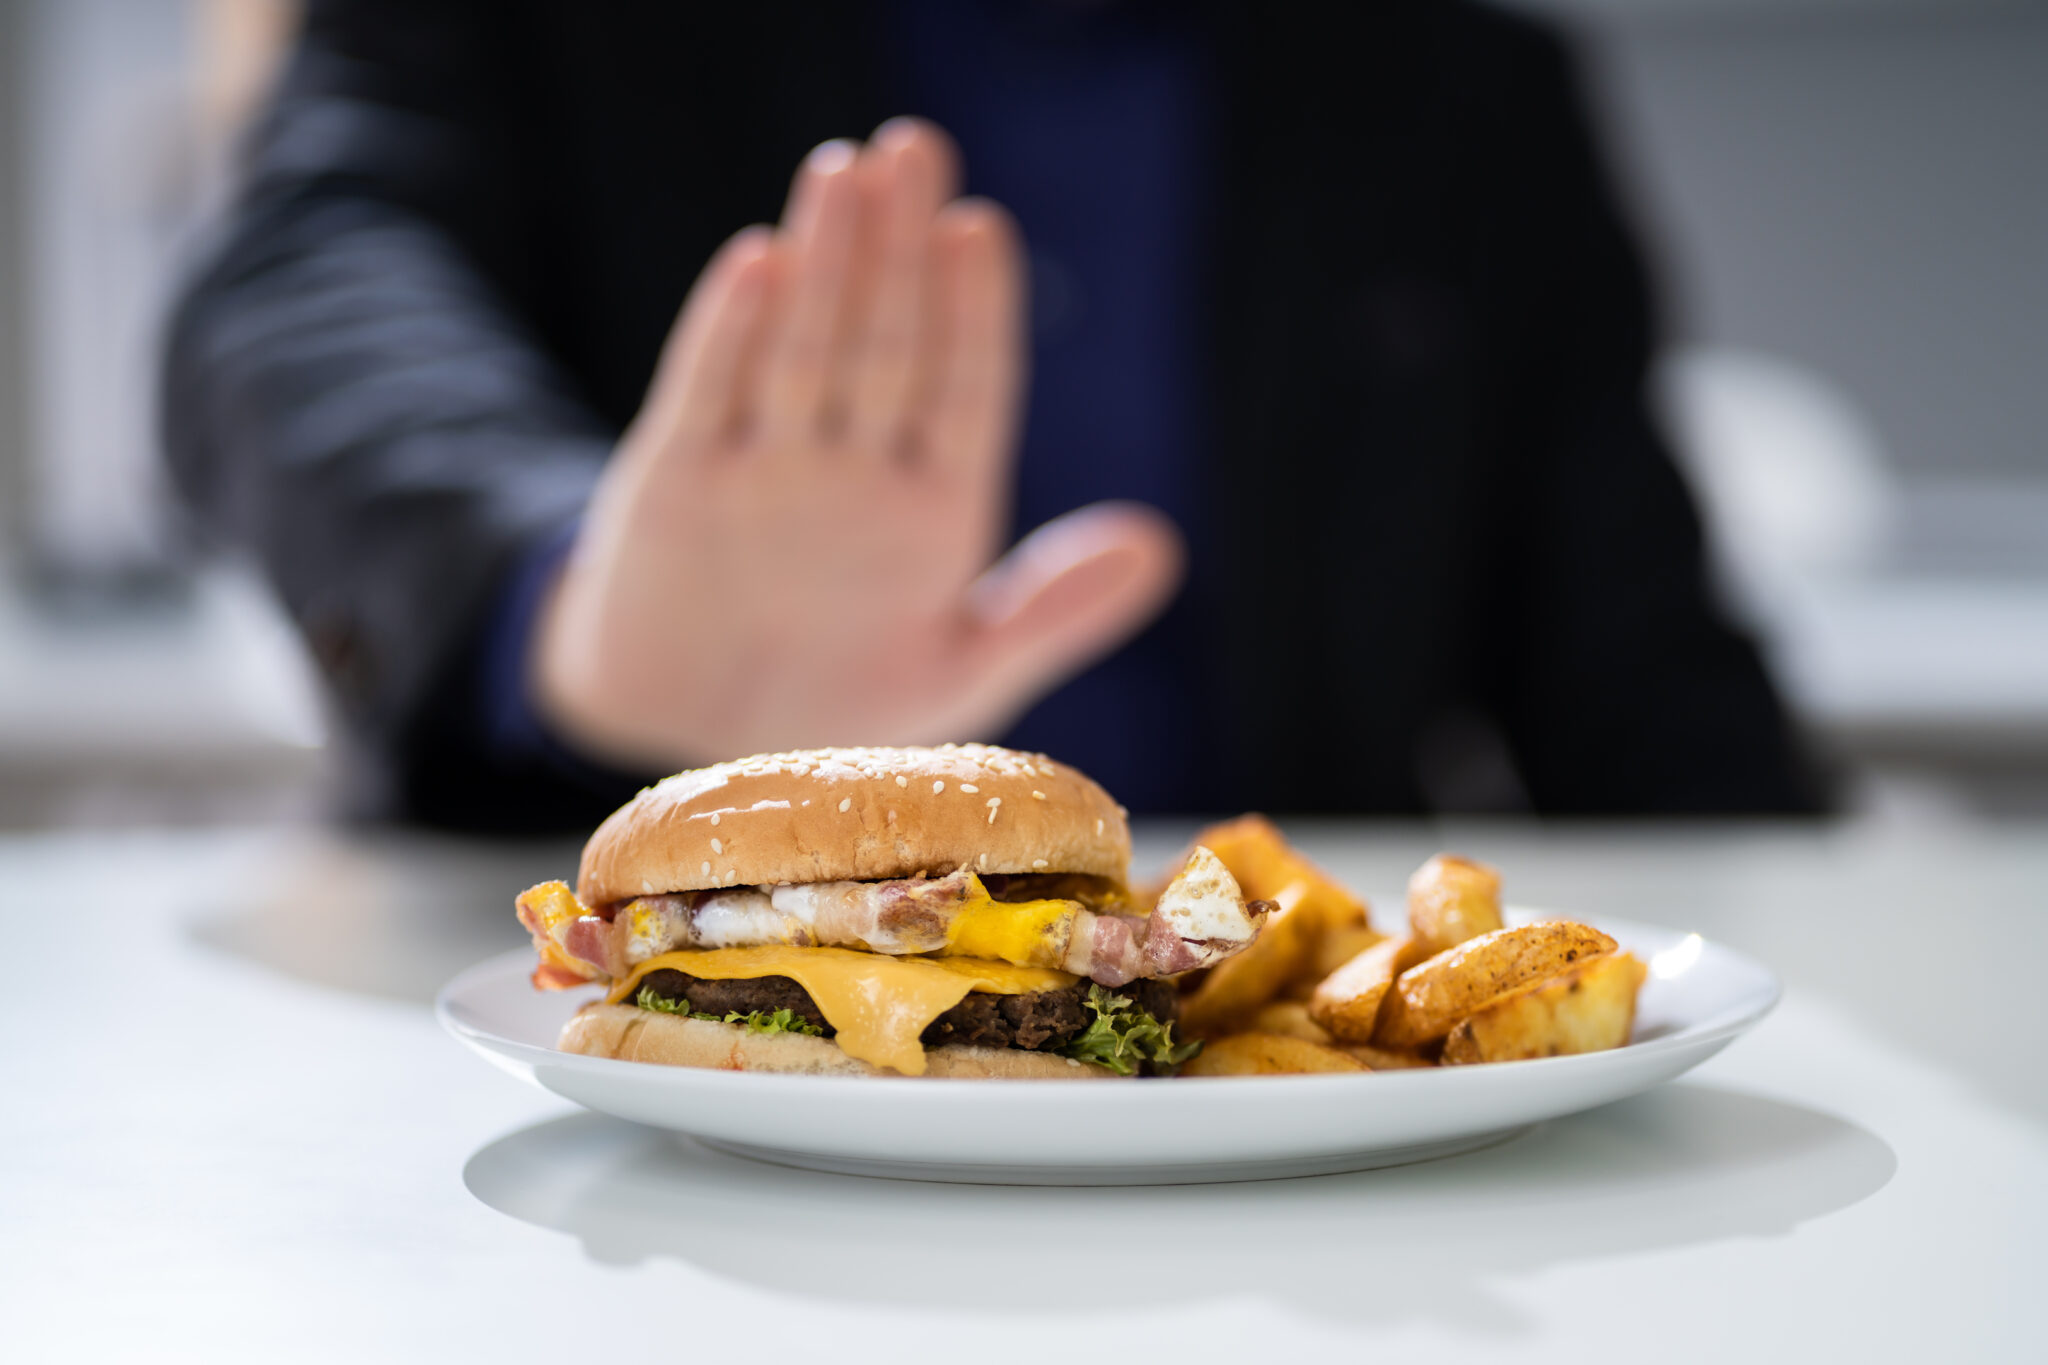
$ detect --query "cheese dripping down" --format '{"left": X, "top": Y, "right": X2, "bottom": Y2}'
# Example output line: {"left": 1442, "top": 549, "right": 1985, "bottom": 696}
{"left": 604, "top": 945, "right": 1079, "bottom": 1075}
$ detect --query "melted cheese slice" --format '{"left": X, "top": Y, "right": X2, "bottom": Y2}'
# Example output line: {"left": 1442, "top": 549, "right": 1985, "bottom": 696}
{"left": 605, "top": 946, "right": 1078, "bottom": 1076}
{"left": 945, "top": 886, "right": 1080, "bottom": 968}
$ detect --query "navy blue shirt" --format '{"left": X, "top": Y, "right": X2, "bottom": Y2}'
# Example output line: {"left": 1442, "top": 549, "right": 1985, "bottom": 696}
{"left": 895, "top": 0, "right": 1221, "bottom": 811}
{"left": 488, "top": 0, "right": 1223, "bottom": 813}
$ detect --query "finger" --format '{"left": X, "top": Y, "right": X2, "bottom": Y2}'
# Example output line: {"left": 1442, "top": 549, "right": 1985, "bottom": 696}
{"left": 877, "top": 115, "right": 961, "bottom": 203}
{"left": 957, "top": 502, "right": 1186, "bottom": 719}
{"left": 653, "top": 226, "right": 777, "bottom": 449}
{"left": 754, "top": 140, "right": 862, "bottom": 446}
{"left": 916, "top": 198, "right": 1024, "bottom": 481}
{"left": 843, "top": 121, "right": 957, "bottom": 457}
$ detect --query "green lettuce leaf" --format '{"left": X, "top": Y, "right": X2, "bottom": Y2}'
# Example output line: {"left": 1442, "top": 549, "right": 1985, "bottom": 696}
{"left": 721, "top": 1007, "right": 826, "bottom": 1037}
{"left": 634, "top": 987, "right": 824, "bottom": 1037}
{"left": 634, "top": 986, "right": 696, "bottom": 1016}
{"left": 1056, "top": 985, "right": 1203, "bottom": 1077}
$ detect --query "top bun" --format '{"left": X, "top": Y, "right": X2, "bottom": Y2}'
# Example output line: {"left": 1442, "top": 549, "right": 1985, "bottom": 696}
{"left": 577, "top": 745, "right": 1130, "bottom": 905}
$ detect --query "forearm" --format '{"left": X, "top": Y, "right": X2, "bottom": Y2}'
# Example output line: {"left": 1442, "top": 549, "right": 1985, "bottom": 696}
{"left": 161, "top": 0, "right": 640, "bottom": 822}
{"left": 164, "top": 194, "right": 633, "bottom": 821}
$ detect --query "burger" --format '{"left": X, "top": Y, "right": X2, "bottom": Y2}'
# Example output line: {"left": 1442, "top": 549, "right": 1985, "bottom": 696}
{"left": 515, "top": 744, "right": 1271, "bottom": 1078}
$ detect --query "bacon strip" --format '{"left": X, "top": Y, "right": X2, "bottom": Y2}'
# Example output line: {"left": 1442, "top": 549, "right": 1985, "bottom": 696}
{"left": 1062, "top": 847, "right": 1273, "bottom": 985}
{"left": 515, "top": 880, "right": 620, "bottom": 988}
{"left": 514, "top": 847, "right": 1269, "bottom": 989}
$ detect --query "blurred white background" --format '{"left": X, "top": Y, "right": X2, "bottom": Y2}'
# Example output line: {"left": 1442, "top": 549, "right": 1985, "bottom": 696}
{"left": 1, "top": 0, "right": 2044, "bottom": 825}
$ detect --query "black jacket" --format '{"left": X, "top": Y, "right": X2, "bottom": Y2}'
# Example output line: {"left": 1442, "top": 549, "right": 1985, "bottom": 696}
{"left": 164, "top": 0, "right": 1824, "bottom": 829}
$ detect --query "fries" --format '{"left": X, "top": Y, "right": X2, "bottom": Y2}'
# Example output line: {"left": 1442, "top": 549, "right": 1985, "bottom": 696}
{"left": 1308, "top": 935, "right": 1431, "bottom": 1042}
{"left": 1196, "top": 814, "right": 1368, "bottom": 937}
{"left": 1302, "top": 921, "right": 1387, "bottom": 993}
{"left": 1441, "top": 952, "right": 1647, "bottom": 1064}
{"left": 1168, "top": 820, "right": 1646, "bottom": 1076}
{"left": 1246, "top": 1000, "right": 1335, "bottom": 1044}
{"left": 1179, "top": 817, "right": 1372, "bottom": 1036}
{"left": 1180, "top": 1032, "right": 1368, "bottom": 1077}
{"left": 1374, "top": 921, "right": 1618, "bottom": 1049}
{"left": 1406, "top": 854, "right": 1504, "bottom": 956}
{"left": 1177, "top": 881, "right": 1321, "bottom": 1037}
{"left": 1336, "top": 1042, "right": 1438, "bottom": 1070}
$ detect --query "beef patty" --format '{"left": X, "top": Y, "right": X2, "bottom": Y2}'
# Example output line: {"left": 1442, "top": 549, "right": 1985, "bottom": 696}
{"left": 632, "top": 968, "right": 1178, "bottom": 1052}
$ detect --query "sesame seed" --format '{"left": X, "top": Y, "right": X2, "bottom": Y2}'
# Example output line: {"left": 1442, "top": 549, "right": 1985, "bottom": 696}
{"left": 988, "top": 808, "right": 998, "bottom": 824}
{"left": 1032, "top": 859, "right": 1048, "bottom": 869}
{"left": 641, "top": 879, "right": 654, "bottom": 893}
{"left": 895, "top": 775, "right": 908, "bottom": 788}
{"left": 933, "top": 780, "right": 945, "bottom": 793}
{"left": 838, "top": 797, "right": 852, "bottom": 812}
{"left": 1032, "top": 790, "right": 1046, "bottom": 801}
{"left": 710, "top": 813, "right": 720, "bottom": 826}
{"left": 978, "top": 852, "right": 988, "bottom": 869}
{"left": 987, "top": 796, "right": 1001, "bottom": 806}
{"left": 711, "top": 838, "right": 723, "bottom": 854}
{"left": 699, "top": 861, "right": 710, "bottom": 876}
{"left": 960, "top": 783, "right": 978, "bottom": 794}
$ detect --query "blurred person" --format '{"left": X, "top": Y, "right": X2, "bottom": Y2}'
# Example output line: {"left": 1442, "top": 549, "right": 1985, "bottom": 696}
{"left": 163, "top": 0, "right": 1823, "bottom": 831}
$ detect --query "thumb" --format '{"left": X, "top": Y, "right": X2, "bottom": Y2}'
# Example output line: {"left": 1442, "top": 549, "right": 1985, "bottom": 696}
{"left": 957, "top": 501, "right": 1186, "bottom": 720}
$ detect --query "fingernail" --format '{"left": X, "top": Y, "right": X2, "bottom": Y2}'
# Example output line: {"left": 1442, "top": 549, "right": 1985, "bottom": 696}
{"left": 873, "top": 116, "right": 923, "bottom": 147}
{"left": 807, "top": 140, "right": 857, "bottom": 176}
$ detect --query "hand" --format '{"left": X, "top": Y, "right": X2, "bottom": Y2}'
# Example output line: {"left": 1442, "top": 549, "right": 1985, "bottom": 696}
{"left": 531, "top": 119, "right": 1184, "bottom": 769}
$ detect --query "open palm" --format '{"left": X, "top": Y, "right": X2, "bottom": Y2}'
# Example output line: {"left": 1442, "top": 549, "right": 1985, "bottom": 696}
{"left": 534, "top": 120, "right": 1184, "bottom": 768}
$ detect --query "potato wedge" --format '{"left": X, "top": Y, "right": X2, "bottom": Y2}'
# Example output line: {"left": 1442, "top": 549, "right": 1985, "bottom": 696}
{"left": 1194, "top": 815, "right": 1370, "bottom": 934}
{"left": 1179, "top": 817, "right": 1379, "bottom": 1022}
{"left": 1374, "top": 920, "right": 1618, "bottom": 1049}
{"left": 1441, "top": 952, "right": 1647, "bottom": 1064}
{"left": 1301, "top": 921, "right": 1388, "bottom": 991}
{"left": 1285, "top": 877, "right": 1371, "bottom": 938}
{"left": 1247, "top": 1000, "right": 1334, "bottom": 1044}
{"left": 1308, "top": 934, "right": 1432, "bottom": 1042}
{"left": 1178, "top": 879, "right": 1320, "bottom": 1037}
{"left": 1195, "top": 815, "right": 1307, "bottom": 898}
{"left": 1180, "top": 1032, "right": 1368, "bottom": 1076}
{"left": 1336, "top": 1043, "right": 1438, "bottom": 1070}
{"left": 1406, "top": 854, "right": 1504, "bottom": 957}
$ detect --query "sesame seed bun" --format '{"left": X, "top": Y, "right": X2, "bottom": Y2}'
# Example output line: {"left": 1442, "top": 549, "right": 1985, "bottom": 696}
{"left": 560, "top": 1003, "right": 1119, "bottom": 1079}
{"left": 576, "top": 744, "right": 1130, "bottom": 905}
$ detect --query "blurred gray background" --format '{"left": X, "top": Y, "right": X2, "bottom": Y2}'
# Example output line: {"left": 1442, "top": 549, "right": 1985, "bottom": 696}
{"left": 1, "top": 0, "right": 2044, "bottom": 826}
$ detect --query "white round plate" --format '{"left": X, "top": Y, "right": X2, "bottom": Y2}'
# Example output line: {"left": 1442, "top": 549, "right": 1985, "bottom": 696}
{"left": 437, "top": 911, "right": 1777, "bottom": 1185}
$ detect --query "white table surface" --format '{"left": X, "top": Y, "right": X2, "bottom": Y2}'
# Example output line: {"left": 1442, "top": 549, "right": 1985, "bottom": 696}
{"left": 5, "top": 819, "right": 2044, "bottom": 1363}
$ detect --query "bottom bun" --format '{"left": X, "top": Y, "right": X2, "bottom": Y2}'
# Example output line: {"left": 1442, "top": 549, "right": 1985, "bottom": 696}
{"left": 559, "top": 1002, "right": 1120, "bottom": 1080}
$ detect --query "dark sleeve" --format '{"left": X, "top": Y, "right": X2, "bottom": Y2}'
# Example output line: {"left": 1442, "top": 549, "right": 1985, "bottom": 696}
{"left": 162, "top": 0, "right": 649, "bottom": 829}
{"left": 1484, "top": 27, "right": 1827, "bottom": 814}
